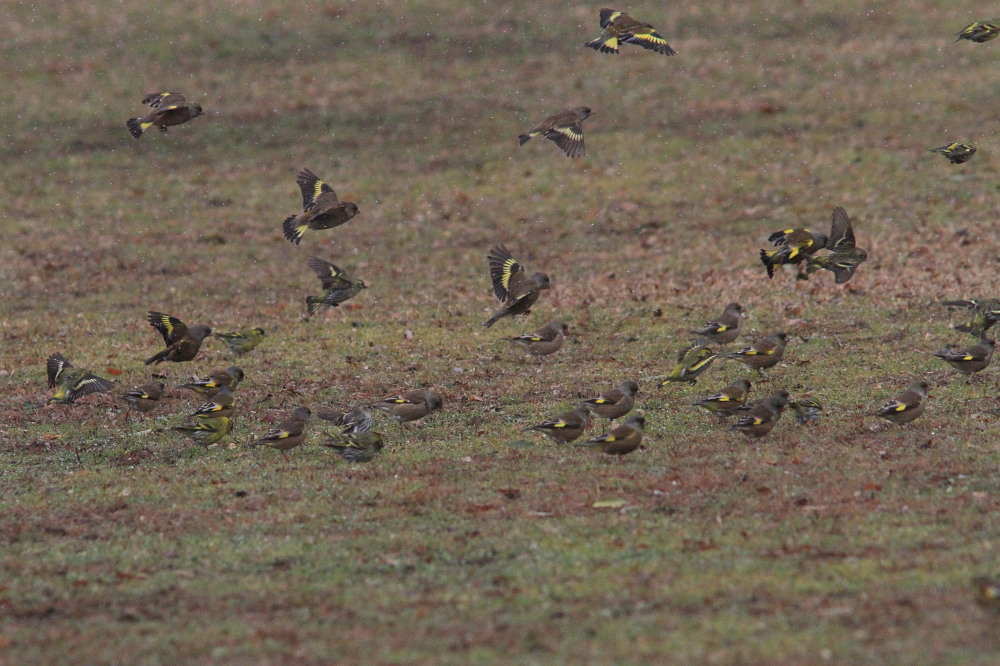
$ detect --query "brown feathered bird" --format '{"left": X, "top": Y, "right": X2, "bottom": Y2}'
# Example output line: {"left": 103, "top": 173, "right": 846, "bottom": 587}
{"left": 126, "top": 92, "right": 203, "bottom": 139}
{"left": 691, "top": 302, "right": 744, "bottom": 346}
{"left": 305, "top": 256, "right": 368, "bottom": 318}
{"left": 573, "top": 414, "right": 645, "bottom": 456}
{"left": 731, "top": 390, "right": 790, "bottom": 438}
{"left": 375, "top": 389, "right": 443, "bottom": 424}
{"left": 506, "top": 320, "right": 567, "bottom": 357}
{"left": 723, "top": 332, "right": 788, "bottom": 374}
{"left": 522, "top": 405, "right": 592, "bottom": 444}
{"left": 581, "top": 380, "right": 639, "bottom": 420}
{"left": 518, "top": 107, "right": 593, "bottom": 158}
{"left": 874, "top": 381, "right": 929, "bottom": 425}
{"left": 122, "top": 381, "right": 165, "bottom": 418}
{"left": 585, "top": 9, "right": 676, "bottom": 55}
{"left": 249, "top": 406, "right": 312, "bottom": 460}
{"left": 933, "top": 338, "right": 995, "bottom": 382}
{"left": 484, "top": 244, "right": 550, "bottom": 328}
{"left": 282, "top": 168, "right": 360, "bottom": 245}
{"left": 179, "top": 366, "right": 244, "bottom": 398}
{"left": 144, "top": 312, "right": 212, "bottom": 365}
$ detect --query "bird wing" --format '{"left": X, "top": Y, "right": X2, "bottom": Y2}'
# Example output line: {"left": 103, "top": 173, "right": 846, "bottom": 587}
{"left": 69, "top": 373, "right": 114, "bottom": 400}
{"left": 543, "top": 124, "right": 585, "bottom": 159}
{"left": 296, "top": 168, "right": 337, "bottom": 211}
{"left": 147, "top": 311, "right": 188, "bottom": 345}
{"left": 46, "top": 353, "right": 71, "bottom": 388}
{"left": 307, "top": 256, "right": 349, "bottom": 289}
{"left": 142, "top": 92, "right": 186, "bottom": 108}
{"left": 828, "top": 207, "right": 856, "bottom": 249}
{"left": 488, "top": 244, "right": 524, "bottom": 302}
{"left": 598, "top": 9, "right": 622, "bottom": 29}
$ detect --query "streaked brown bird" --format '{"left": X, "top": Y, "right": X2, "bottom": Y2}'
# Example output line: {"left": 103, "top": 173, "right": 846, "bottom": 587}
{"left": 484, "top": 244, "right": 550, "bottom": 328}
{"left": 321, "top": 431, "right": 385, "bottom": 463}
{"left": 789, "top": 396, "right": 823, "bottom": 426}
{"left": 934, "top": 338, "right": 995, "bottom": 382}
{"left": 249, "top": 406, "right": 312, "bottom": 460}
{"left": 723, "top": 332, "right": 788, "bottom": 374}
{"left": 123, "top": 381, "right": 165, "bottom": 419}
{"left": 126, "top": 92, "right": 203, "bottom": 139}
{"left": 506, "top": 320, "right": 567, "bottom": 357}
{"left": 316, "top": 404, "right": 373, "bottom": 434}
{"left": 693, "top": 378, "right": 752, "bottom": 418}
{"left": 804, "top": 207, "right": 868, "bottom": 284}
{"left": 522, "top": 405, "right": 592, "bottom": 444}
{"left": 585, "top": 9, "right": 676, "bottom": 55}
{"left": 659, "top": 345, "right": 717, "bottom": 386}
{"left": 574, "top": 414, "right": 645, "bottom": 456}
{"left": 179, "top": 366, "right": 244, "bottom": 398}
{"left": 305, "top": 256, "right": 368, "bottom": 318}
{"left": 582, "top": 380, "right": 639, "bottom": 420}
{"left": 518, "top": 106, "right": 592, "bottom": 158}
{"left": 144, "top": 311, "right": 212, "bottom": 365}
{"left": 873, "top": 381, "right": 929, "bottom": 425}
{"left": 375, "top": 389, "right": 443, "bottom": 424}
{"left": 46, "top": 353, "right": 114, "bottom": 405}
{"left": 691, "top": 302, "right": 744, "bottom": 345}
{"left": 282, "top": 168, "right": 360, "bottom": 245}
{"left": 189, "top": 385, "right": 235, "bottom": 419}
{"left": 731, "top": 390, "right": 790, "bottom": 438}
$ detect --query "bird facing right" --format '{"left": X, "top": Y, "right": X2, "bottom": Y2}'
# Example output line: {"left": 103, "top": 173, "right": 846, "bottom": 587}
{"left": 484, "top": 245, "right": 550, "bottom": 328}
{"left": 518, "top": 107, "right": 593, "bottom": 159}
{"left": 874, "top": 382, "right": 929, "bottom": 425}
{"left": 581, "top": 380, "right": 639, "bottom": 420}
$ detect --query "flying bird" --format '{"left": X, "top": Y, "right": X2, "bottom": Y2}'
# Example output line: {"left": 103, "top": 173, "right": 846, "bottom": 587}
{"left": 518, "top": 107, "right": 592, "bottom": 158}
{"left": 126, "top": 92, "right": 203, "bottom": 139}
{"left": 282, "top": 168, "right": 360, "bottom": 245}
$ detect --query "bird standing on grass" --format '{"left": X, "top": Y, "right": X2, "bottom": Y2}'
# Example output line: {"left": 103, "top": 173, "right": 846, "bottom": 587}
{"left": 189, "top": 385, "right": 235, "bottom": 419}
{"left": 660, "top": 345, "right": 717, "bottom": 386}
{"left": 788, "top": 397, "right": 823, "bottom": 425}
{"left": 930, "top": 142, "right": 976, "bottom": 164}
{"left": 760, "top": 227, "right": 829, "bottom": 279}
{"left": 956, "top": 20, "right": 1000, "bottom": 43}
{"left": 522, "top": 405, "right": 592, "bottom": 444}
{"left": 144, "top": 312, "right": 212, "bottom": 365}
{"left": 582, "top": 380, "right": 639, "bottom": 420}
{"left": 123, "top": 381, "right": 164, "bottom": 419}
{"left": 172, "top": 417, "right": 233, "bottom": 448}
{"left": 731, "top": 390, "right": 790, "bottom": 438}
{"left": 484, "top": 245, "right": 550, "bottom": 328}
{"left": 874, "top": 382, "right": 929, "bottom": 425}
{"left": 180, "top": 366, "right": 244, "bottom": 398}
{"left": 723, "top": 332, "right": 788, "bottom": 375}
{"left": 506, "top": 320, "right": 567, "bottom": 358}
{"left": 375, "top": 390, "right": 443, "bottom": 425}
{"left": 215, "top": 328, "right": 266, "bottom": 356}
{"left": 693, "top": 378, "right": 752, "bottom": 418}
{"left": 126, "top": 92, "right": 203, "bottom": 139}
{"left": 305, "top": 256, "right": 368, "bottom": 318}
{"left": 518, "top": 107, "right": 592, "bottom": 159}
{"left": 804, "top": 207, "right": 868, "bottom": 284}
{"left": 691, "top": 302, "right": 744, "bottom": 345}
{"left": 321, "top": 431, "right": 385, "bottom": 463}
{"left": 585, "top": 9, "right": 676, "bottom": 55}
{"left": 282, "top": 168, "right": 360, "bottom": 245}
{"left": 574, "top": 414, "right": 645, "bottom": 456}
{"left": 249, "top": 407, "right": 312, "bottom": 460}
{"left": 317, "top": 404, "right": 374, "bottom": 434}
{"left": 933, "top": 338, "right": 995, "bottom": 381}
{"left": 46, "top": 353, "right": 115, "bottom": 405}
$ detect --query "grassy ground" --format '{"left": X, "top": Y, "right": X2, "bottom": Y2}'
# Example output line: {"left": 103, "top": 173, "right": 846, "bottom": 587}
{"left": 2, "top": 0, "right": 1000, "bottom": 663}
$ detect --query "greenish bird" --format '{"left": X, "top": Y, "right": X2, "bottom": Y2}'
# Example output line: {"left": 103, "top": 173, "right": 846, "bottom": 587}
{"left": 46, "top": 353, "right": 114, "bottom": 405}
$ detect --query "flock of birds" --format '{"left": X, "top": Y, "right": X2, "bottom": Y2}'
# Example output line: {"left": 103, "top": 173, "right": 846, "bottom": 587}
{"left": 41, "top": 10, "right": 1000, "bottom": 469}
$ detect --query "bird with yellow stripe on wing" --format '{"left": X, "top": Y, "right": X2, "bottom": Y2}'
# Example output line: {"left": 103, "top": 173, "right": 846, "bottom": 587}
{"left": 126, "top": 92, "right": 203, "bottom": 139}
{"left": 484, "top": 244, "right": 550, "bottom": 328}
{"left": 46, "top": 353, "right": 115, "bottom": 405}
{"left": 518, "top": 107, "right": 592, "bottom": 159}
{"left": 282, "top": 168, "right": 360, "bottom": 245}
{"left": 585, "top": 9, "right": 676, "bottom": 55}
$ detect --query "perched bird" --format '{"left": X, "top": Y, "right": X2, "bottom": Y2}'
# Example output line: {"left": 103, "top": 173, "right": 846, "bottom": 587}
{"left": 805, "top": 207, "right": 868, "bottom": 284}
{"left": 930, "top": 142, "right": 976, "bottom": 164}
{"left": 189, "top": 386, "right": 235, "bottom": 419}
{"left": 585, "top": 9, "right": 676, "bottom": 55}
{"left": 171, "top": 416, "right": 233, "bottom": 448}
{"left": 731, "top": 390, "right": 790, "bottom": 438}
{"left": 506, "top": 320, "right": 567, "bottom": 357}
{"left": 972, "top": 576, "right": 1000, "bottom": 613}
{"left": 940, "top": 298, "right": 1000, "bottom": 338}
{"left": 956, "top": 19, "right": 1000, "bottom": 43}
{"left": 760, "top": 228, "right": 829, "bottom": 279}
{"left": 144, "top": 311, "right": 212, "bottom": 365}
{"left": 691, "top": 302, "right": 744, "bottom": 345}
{"left": 582, "top": 380, "right": 639, "bottom": 420}
{"left": 723, "top": 332, "right": 788, "bottom": 374}
{"left": 282, "top": 168, "right": 360, "bottom": 245}
{"left": 305, "top": 256, "right": 368, "bottom": 318}
{"left": 484, "top": 244, "right": 550, "bottom": 328}
{"left": 215, "top": 328, "right": 266, "bottom": 356}
{"left": 693, "top": 378, "right": 752, "bottom": 418}
{"left": 249, "top": 406, "right": 312, "bottom": 460}
{"left": 574, "top": 414, "right": 645, "bottom": 456}
{"left": 789, "top": 397, "right": 823, "bottom": 426}
{"left": 46, "top": 353, "right": 114, "bottom": 405}
{"left": 660, "top": 345, "right": 717, "bottom": 386}
{"left": 518, "top": 107, "right": 592, "bottom": 159}
{"left": 320, "top": 431, "right": 385, "bottom": 463}
{"left": 126, "top": 92, "right": 203, "bottom": 139}
{"left": 375, "top": 389, "right": 443, "bottom": 424}
{"left": 316, "top": 404, "right": 373, "bottom": 434}
{"left": 874, "top": 381, "right": 929, "bottom": 425}
{"left": 179, "top": 366, "right": 244, "bottom": 398}
{"left": 933, "top": 338, "right": 995, "bottom": 381}
{"left": 522, "top": 405, "right": 592, "bottom": 444}
{"left": 122, "top": 381, "right": 165, "bottom": 419}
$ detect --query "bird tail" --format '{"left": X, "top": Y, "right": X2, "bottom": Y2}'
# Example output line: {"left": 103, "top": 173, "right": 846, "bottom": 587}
{"left": 305, "top": 296, "right": 324, "bottom": 318}
{"left": 483, "top": 313, "right": 503, "bottom": 328}
{"left": 144, "top": 350, "right": 166, "bottom": 366}
{"left": 759, "top": 249, "right": 776, "bottom": 278}
{"left": 518, "top": 133, "right": 534, "bottom": 146}
{"left": 584, "top": 37, "right": 619, "bottom": 54}
{"left": 282, "top": 215, "right": 306, "bottom": 245}
{"left": 126, "top": 118, "right": 151, "bottom": 139}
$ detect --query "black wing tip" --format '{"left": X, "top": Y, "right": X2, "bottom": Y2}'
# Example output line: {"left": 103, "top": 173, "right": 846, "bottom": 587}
{"left": 126, "top": 118, "right": 144, "bottom": 139}
{"left": 282, "top": 216, "right": 303, "bottom": 244}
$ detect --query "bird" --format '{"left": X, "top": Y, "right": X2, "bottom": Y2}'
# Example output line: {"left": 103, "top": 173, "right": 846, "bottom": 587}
{"left": 691, "top": 302, "right": 744, "bottom": 345}
{"left": 126, "top": 92, "right": 203, "bottom": 139}
{"left": 316, "top": 404, "right": 373, "bottom": 434}
{"left": 320, "top": 431, "right": 385, "bottom": 463}
{"left": 249, "top": 406, "right": 312, "bottom": 460}
{"left": 573, "top": 414, "right": 645, "bottom": 456}
{"left": 693, "top": 378, "right": 752, "bottom": 418}
{"left": 305, "top": 256, "right": 367, "bottom": 318}
{"left": 788, "top": 396, "right": 823, "bottom": 425}
{"left": 760, "top": 228, "right": 829, "bottom": 279}
{"left": 804, "top": 207, "right": 868, "bottom": 284}
{"left": 144, "top": 311, "right": 212, "bottom": 365}
{"left": 374, "top": 389, "right": 443, "bottom": 424}
{"left": 122, "top": 381, "right": 165, "bottom": 419}
{"left": 484, "top": 244, "right": 550, "bottom": 328}
{"left": 171, "top": 416, "right": 233, "bottom": 448}
{"left": 518, "top": 107, "right": 592, "bottom": 159}
{"left": 585, "top": 9, "right": 676, "bottom": 55}
{"left": 930, "top": 142, "right": 976, "bottom": 164}
{"left": 723, "top": 332, "right": 788, "bottom": 374}
{"left": 956, "top": 19, "right": 1000, "bottom": 43}
{"left": 282, "top": 168, "right": 360, "bottom": 245}
{"left": 659, "top": 345, "right": 717, "bottom": 386}
{"left": 972, "top": 576, "right": 1000, "bottom": 613}
{"left": 179, "top": 366, "right": 244, "bottom": 398}
{"left": 934, "top": 338, "right": 995, "bottom": 382}
{"left": 731, "top": 390, "right": 790, "bottom": 438}
{"left": 215, "top": 328, "right": 266, "bottom": 356}
{"left": 581, "top": 380, "right": 639, "bottom": 420}
{"left": 189, "top": 385, "right": 235, "bottom": 419}
{"left": 873, "top": 381, "right": 929, "bottom": 425}
{"left": 522, "top": 405, "right": 592, "bottom": 444}
{"left": 46, "top": 353, "right": 114, "bottom": 405}
{"left": 506, "top": 320, "right": 567, "bottom": 357}
{"left": 940, "top": 298, "right": 1000, "bottom": 338}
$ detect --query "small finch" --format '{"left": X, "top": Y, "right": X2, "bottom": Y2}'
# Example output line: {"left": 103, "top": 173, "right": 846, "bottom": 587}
{"left": 573, "top": 414, "right": 645, "bottom": 456}
{"left": 215, "top": 328, "right": 266, "bottom": 356}
{"left": 122, "top": 381, "right": 165, "bottom": 418}
{"left": 585, "top": 9, "right": 676, "bottom": 55}
{"left": 760, "top": 228, "right": 829, "bottom": 279}
{"left": 873, "top": 381, "right": 929, "bottom": 425}
{"left": 930, "top": 142, "right": 976, "bottom": 164}
{"left": 189, "top": 385, "right": 235, "bottom": 420}
{"left": 321, "top": 431, "right": 385, "bottom": 463}
{"left": 282, "top": 168, "right": 360, "bottom": 245}
{"left": 659, "top": 345, "right": 717, "bottom": 386}
{"left": 171, "top": 416, "right": 233, "bottom": 448}
{"left": 804, "top": 207, "right": 868, "bottom": 284}
{"left": 693, "top": 378, "right": 752, "bottom": 418}
{"left": 126, "top": 92, "right": 203, "bottom": 139}
{"left": 506, "top": 320, "right": 567, "bottom": 357}
{"left": 305, "top": 256, "right": 367, "bottom": 318}
{"left": 723, "top": 332, "right": 788, "bottom": 374}
{"left": 581, "top": 380, "right": 639, "bottom": 420}
{"left": 940, "top": 298, "right": 1000, "bottom": 339}
{"left": 956, "top": 19, "right": 1000, "bottom": 43}
{"left": 484, "top": 244, "right": 550, "bottom": 328}
{"left": 179, "top": 366, "right": 244, "bottom": 398}
{"left": 144, "top": 311, "right": 212, "bottom": 365}
{"left": 691, "top": 302, "right": 744, "bottom": 345}
{"left": 788, "top": 396, "right": 823, "bottom": 425}
{"left": 46, "top": 353, "right": 114, "bottom": 405}
{"left": 249, "top": 406, "right": 312, "bottom": 460}
{"left": 731, "top": 390, "right": 790, "bottom": 438}
{"left": 522, "top": 405, "right": 592, "bottom": 444}
{"left": 316, "top": 404, "right": 373, "bottom": 434}
{"left": 933, "top": 338, "right": 995, "bottom": 381}
{"left": 518, "top": 107, "right": 593, "bottom": 158}
{"left": 375, "top": 389, "right": 443, "bottom": 424}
